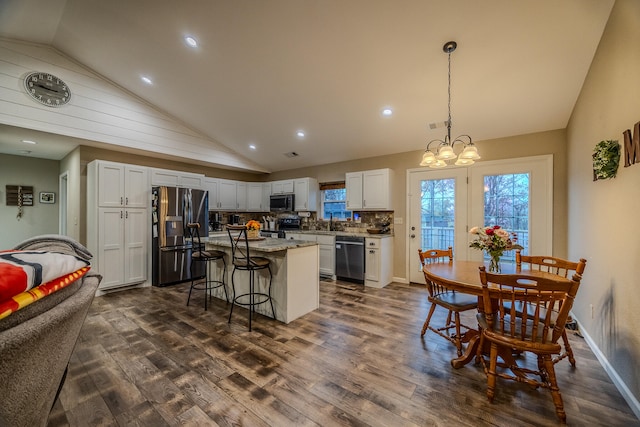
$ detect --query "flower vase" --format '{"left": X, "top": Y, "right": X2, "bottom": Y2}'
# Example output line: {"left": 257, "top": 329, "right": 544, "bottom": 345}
{"left": 247, "top": 229, "right": 259, "bottom": 239}
{"left": 488, "top": 253, "right": 501, "bottom": 273}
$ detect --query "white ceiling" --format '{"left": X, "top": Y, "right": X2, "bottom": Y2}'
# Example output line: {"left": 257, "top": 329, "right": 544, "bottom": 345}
{"left": 0, "top": 0, "right": 614, "bottom": 172}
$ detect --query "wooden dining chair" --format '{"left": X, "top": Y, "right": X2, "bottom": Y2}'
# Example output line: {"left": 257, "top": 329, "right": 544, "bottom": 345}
{"left": 477, "top": 266, "right": 583, "bottom": 424}
{"left": 418, "top": 248, "right": 477, "bottom": 356}
{"left": 515, "top": 249, "right": 587, "bottom": 366}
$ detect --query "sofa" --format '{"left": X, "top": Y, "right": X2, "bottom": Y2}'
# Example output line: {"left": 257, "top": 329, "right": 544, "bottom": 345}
{"left": 0, "top": 235, "right": 102, "bottom": 427}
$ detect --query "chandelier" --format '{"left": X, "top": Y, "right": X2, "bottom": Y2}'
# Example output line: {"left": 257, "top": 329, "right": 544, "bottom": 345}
{"left": 420, "top": 41, "right": 480, "bottom": 168}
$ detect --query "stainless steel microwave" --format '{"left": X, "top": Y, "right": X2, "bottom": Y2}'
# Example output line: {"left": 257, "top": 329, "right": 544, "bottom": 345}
{"left": 270, "top": 194, "right": 294, "bottom": 211}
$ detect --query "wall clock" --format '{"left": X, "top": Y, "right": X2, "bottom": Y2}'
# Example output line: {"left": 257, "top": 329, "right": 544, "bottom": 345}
{"left": 23, "top": 71, "right": 71, "bottom": 107}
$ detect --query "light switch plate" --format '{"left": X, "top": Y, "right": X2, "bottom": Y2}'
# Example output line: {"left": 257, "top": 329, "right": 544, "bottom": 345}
{"left": 394, "top": 217, "right": 403, "bottom": 224}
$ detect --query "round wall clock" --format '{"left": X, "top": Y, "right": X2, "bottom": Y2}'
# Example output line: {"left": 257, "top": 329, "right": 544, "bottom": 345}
{"left": 23, "top": 71, "right": 71, "bottom": 107}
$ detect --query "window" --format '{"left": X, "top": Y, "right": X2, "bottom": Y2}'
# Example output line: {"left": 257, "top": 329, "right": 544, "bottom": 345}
{"left": 322, "top": 188, "right": 351, "bottom": 220}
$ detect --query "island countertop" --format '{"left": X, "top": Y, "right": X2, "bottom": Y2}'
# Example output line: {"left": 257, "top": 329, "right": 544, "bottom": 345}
{"left": 203, "top": 236, "right": 318, "bottom": 252}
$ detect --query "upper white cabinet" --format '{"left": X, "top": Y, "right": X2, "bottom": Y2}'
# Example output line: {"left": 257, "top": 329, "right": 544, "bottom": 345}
{"left": 246, "top": 182, "right": 271, "bottom": 212}
{"left": 236, "top": 182, "right": 247, "bottom": 211}
{"left": 150, "top": 168, "right": 204, "bottom": 189}
{"left": 346, "top": 168, "right": 393, "bottom": 210}
{"left": 271, "top": 179, "right": 294, "bottom": 194}
{"left": 218, "top": 179, "right": 238, "bottom": 210}
{"left": 95, "top": 161, "right": 148, "bottom": 208}
{"left": 203, "top": 178, "right": 220, "bottom": 209}
{"left": 345, "top": 172, "right": 364, "bottom": 210}
{"left": 294, "top": 178, "right": 318, "bottom": 211}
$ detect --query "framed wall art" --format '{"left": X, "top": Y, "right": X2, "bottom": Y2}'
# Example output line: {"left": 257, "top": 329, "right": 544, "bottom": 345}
{"left": 39, "top": 192, "right": 55, "bottom": 204}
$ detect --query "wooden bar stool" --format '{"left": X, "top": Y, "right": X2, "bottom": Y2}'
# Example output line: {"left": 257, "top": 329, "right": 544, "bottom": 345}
{"left": 186, "top": 223, "right": 228, "bottom": 310}
{"left": 227, "top": 226, "right": 274, "bottom": 331}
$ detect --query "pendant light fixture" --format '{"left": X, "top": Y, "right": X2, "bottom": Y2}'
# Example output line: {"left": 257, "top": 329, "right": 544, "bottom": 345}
{"left": 420, "top": 41, "right": 480, "bottom": 167}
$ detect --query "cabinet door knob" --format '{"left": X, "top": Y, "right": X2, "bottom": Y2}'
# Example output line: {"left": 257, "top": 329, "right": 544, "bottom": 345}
{"left": 125, "top": 197, "right": 129, "bottom": 205}
{"left": 120, "top": 197, "right": 123, "bottom": 205}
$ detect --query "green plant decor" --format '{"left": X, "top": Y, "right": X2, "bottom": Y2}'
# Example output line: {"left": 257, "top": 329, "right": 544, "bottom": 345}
{"left": 593, "top": 140, "right": 620, "bottom": 181}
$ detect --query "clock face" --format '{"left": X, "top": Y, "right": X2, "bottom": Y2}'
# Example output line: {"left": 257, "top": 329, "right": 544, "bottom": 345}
{"left": 23, "top": 72, "right": 71, "bottom": 107}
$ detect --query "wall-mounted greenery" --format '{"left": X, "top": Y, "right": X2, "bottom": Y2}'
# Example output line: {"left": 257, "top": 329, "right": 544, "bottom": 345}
{"left": 593, "top": 140, "right": 620, "bottom": 181}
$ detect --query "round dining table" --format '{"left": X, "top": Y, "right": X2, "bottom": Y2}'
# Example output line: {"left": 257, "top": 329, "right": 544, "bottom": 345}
{"left": 422, "top": 260, "right": 571, "bottom": 368}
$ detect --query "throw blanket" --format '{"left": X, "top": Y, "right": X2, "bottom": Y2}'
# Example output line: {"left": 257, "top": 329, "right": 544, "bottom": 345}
{"left": 0, "top": 250, "right": 91, "bottom": 320}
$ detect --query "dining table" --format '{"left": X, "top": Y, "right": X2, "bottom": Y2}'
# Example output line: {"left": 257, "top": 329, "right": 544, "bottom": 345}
{"left": 422, "top": 260, "right": 572, "bottom": 368}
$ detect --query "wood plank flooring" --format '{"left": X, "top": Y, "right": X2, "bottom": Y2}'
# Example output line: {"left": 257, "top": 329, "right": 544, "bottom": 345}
{"left": 48, "top": 279, "right": 639, "bottom": 426}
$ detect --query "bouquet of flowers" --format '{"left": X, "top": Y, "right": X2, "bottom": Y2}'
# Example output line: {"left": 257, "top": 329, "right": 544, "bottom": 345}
{"left": 246, "top": 220, "right": 261, "bottom": 230}
{"left": 469, "top": 225, "right": 523, "bottom": 272}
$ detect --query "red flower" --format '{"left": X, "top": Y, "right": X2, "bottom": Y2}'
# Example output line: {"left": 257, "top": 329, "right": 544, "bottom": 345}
{"left": 493, "top": 225, "right": 501, "bottom": 229}
{"left": 485, "top": 228, "right": 494, "bottom": 236}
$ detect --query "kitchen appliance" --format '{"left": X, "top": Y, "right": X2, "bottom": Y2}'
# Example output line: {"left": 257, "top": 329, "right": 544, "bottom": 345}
{"left": 209, "top": 212, "right": 222, "bottom": 231}
{"left": 270, "top": 194, "right": 294, "bottom": 212}
{"left": 228, "top": 214, "right": 240, "bottom": 225}
{"left": 278, "top": 217, "right": 301, "bottom": 230}
{"left": 335, "top": 236, "right": 365, "bottom": 284}
{"left": 151, "top": 186, "right": 208, "bottom": 287}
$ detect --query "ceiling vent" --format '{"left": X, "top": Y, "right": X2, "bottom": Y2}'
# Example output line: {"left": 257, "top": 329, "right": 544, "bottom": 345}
{"left": 429, "top": 120, "right": 448, "bottom": 130}
{"left": 284, "top": 151, "right": 299, "bottom": 158}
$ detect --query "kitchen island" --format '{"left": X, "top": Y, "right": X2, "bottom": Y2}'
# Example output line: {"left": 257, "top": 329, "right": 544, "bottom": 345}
{"left": 204, "top": 237, "right": 319, "bottom": 324}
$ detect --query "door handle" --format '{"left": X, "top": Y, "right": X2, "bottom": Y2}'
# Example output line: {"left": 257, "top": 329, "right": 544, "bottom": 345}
{"left": 410, "top": 234, "right": 415, "bottom": 238}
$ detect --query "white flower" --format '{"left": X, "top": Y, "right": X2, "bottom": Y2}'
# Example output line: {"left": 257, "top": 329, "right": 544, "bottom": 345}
{"left": 469, "top": 226, "right": 480, "bottom": 235}
{"left": 494, "top": 229, "right": 509, "bottom": 240}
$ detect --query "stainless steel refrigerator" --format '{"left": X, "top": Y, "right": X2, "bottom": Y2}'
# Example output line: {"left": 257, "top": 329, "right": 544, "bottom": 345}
{"left": 151, "top": 186, "right": 208, "bottom": 287}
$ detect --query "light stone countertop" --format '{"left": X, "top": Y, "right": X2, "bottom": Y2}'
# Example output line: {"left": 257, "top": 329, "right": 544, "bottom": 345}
{"left": 203, "top": 236, "right": 318, "bottom": 253}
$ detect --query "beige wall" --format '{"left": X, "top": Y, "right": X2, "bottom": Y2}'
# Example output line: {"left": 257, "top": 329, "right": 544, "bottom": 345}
{"left": 271, "top": 128, "right": 568, "bottom": 282}
{"left": 0, "top": 154, "right": 60, "bottom": 247}
{"left": 566, "top": 0, "right": 640, "bottom": 404}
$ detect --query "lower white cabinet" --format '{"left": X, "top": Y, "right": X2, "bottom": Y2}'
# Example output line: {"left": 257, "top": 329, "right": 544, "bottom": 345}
{"left": 94, "top": 207, "right": 148, "bottom": 290}
{"left": 316, "top": 234, "right": 335, "bottom": 278}
{"left": 365, "top": 237, "right": 393, "bottom": 288}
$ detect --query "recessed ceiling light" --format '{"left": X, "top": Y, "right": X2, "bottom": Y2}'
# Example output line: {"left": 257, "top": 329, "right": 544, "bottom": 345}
{"left": 185, "top": 36, "right": 198, "bottom": 48}
{"left": 141, "top": 76, "right": 153, "bottom": 85}
{"left": 249, "top": 144, "right": 257, "bottom": 150}
{"left": 19, "top": 150, "right": 32, "bottom": 154}
{"left": 296, "top": 130, "right": 305, "bottom": 138}
{"left": 21, "top": 139, "right": 37, "bottom": 144}
{"left": 382, "top": 108, "right": 393, "bottom": 116}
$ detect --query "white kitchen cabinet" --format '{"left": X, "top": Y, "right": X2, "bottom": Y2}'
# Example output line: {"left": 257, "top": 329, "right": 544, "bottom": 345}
{"left": 88, "top": 160, "right": 149, "bottom": 290}
{"left": 364, "top": 236, "right": 393, "bottom": 288}
{"left": 262, "top": 183, "right": 272, "bottom": 211}
{"left": 294, "top": 178, "right": 318, "bottom": 211}
{"left": 345, "top": 172, "right": 363, "bottom": 210}
{"left": 271, "top": 179, "right": 294, "bottom": 194}
{"left": 236, "top": 182, "right": 247, "bottom": 211}
{"left": 316, "top": 234, "right": 335, "bottom": 278}
{"left": 218, "top": 179, "right": 238, "bottom": 210}
{"left": 203, "top": 177, "right": 220, "bottom": 209}
{"left": 246, "top": 182, "right": 271, "bottom": 212}
{"left": 95, "top": 161, "right": 148, "bottom": 208}
{"left": 346, "top": 168, "right": 393, "bottom": 210}
{"left": 150, "top": 168, "right": 204, "bottom": 189}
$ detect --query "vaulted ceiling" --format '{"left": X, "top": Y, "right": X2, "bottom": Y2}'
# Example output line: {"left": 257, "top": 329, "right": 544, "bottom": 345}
{"left": 0, "top": 0, "right": 614, "bottom": 172}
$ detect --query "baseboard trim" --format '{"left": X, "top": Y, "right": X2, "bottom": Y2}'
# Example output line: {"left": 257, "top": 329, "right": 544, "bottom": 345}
{"left": 576, "top": 317, "right": 640, "bottom": 420}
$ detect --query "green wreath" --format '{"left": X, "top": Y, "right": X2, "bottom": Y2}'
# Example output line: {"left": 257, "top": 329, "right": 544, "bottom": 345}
{"left": 593, "top": 140, "right": 620, "bottom": 181}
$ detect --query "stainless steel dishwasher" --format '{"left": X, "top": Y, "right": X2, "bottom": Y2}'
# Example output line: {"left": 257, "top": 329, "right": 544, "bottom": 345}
{"left": 335, "top": 235, "right": 365, "bottom": 283}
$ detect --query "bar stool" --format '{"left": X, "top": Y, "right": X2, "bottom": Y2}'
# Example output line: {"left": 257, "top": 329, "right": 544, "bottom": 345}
{"left": 186, "top": 223, "right": 228, "bottom": 310}
{"left": 227, "top": 226, "right": 274, "bottom": 331}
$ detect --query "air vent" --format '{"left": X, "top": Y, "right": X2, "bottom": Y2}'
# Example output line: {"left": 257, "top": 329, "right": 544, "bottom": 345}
{"left": 284, "top": 152, "right": 299, "bottom": 158}
{"left": 429, "top": 120, "right": 448, "bottom": 130}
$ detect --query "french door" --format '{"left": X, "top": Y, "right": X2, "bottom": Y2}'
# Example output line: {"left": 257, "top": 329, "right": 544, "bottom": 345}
{"left": 408, "top": 155, "right": 552, "bottom": 284}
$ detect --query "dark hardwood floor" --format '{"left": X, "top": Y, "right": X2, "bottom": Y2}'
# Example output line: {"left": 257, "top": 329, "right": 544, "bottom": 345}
{"left": 48, "top": 279, "right": 639, "bottom": 426}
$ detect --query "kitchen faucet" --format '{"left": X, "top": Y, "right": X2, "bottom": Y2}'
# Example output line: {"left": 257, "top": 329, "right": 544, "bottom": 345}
{"left": 329, "top": 213, "right": 334, "bottom": 231}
